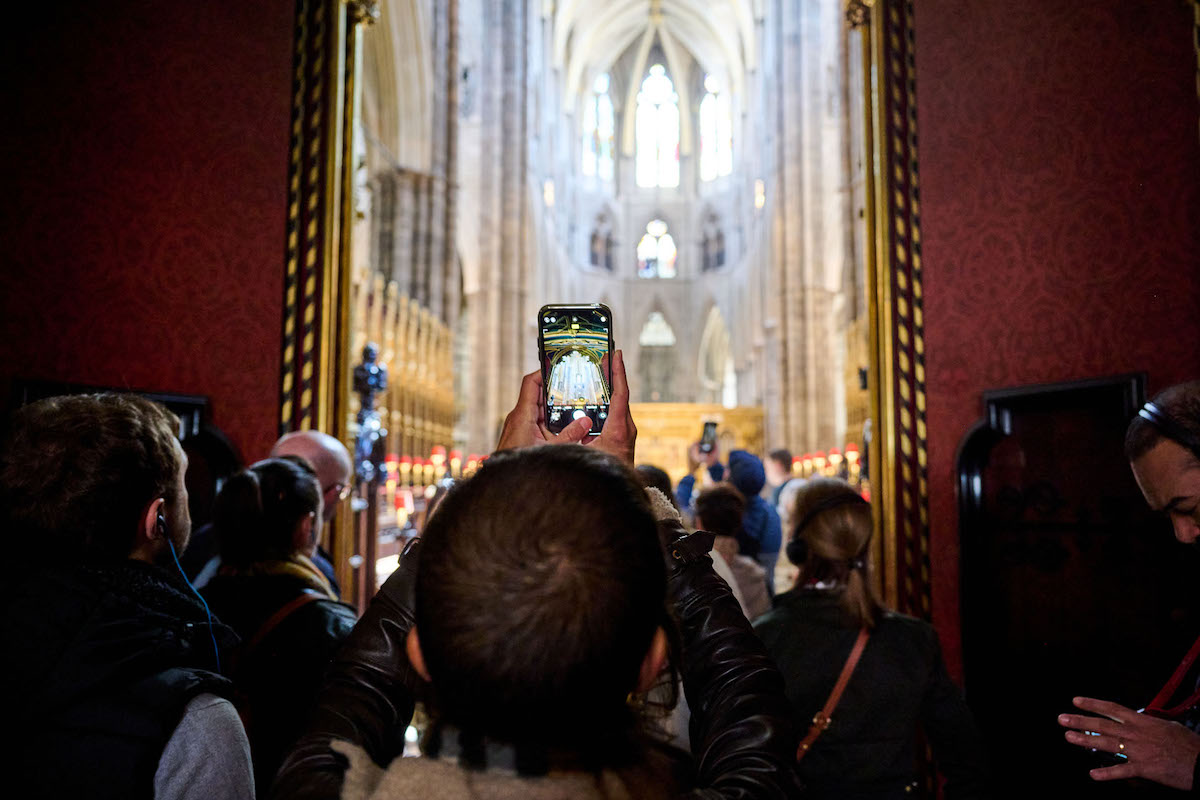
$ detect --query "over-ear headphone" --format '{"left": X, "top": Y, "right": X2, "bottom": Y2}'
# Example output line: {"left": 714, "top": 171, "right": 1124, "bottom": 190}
{"left": 786, "top": 492, "right": 871, "bottom": 567}
{"left": 1139, "top": 402, "right": 1200, "bottom": 462}
{"left": 785, "top": 537, "right": 807, "bottom": 567}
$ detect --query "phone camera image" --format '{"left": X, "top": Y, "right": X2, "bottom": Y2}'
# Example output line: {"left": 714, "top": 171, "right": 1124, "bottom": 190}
{"left": 539, "top": 305, "right": 613, "bottom": 434}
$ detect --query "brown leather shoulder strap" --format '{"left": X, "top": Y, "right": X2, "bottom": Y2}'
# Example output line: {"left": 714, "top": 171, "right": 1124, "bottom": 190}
{"left": 796, "top": 627, "right": 870, "bottom": 761}
{"left": 242, "top": 590, "right": 324, "bottom": 655}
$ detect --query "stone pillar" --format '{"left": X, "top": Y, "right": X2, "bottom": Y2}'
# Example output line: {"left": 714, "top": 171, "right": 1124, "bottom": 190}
{"left": 393, "top": 170, "right": 414, "bottom": 298}
{"left": 440, "top": 0, "right": 460, "bottom": 326}
{"left": 412, "top": 173, "right": 431, "bottom": 307}
{"left": 370, "top": 171, "right": 395, "bottom": 286}
{"left": 777, "top": 0, "right": 807, "bottom": 451}
{"left": 427, "top": 0, "right": 449, "bottom": 321}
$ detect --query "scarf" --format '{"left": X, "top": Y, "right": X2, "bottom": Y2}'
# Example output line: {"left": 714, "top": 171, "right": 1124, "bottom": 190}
{"left": 220, "top": 553, "right": 338, "bottom": 600}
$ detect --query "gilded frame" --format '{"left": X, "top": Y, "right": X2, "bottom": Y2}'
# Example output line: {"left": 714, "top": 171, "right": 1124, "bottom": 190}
{"left": 849, "top": 0, "right": 932, "bottom": 618}
{"left": 278, "top": 0, "right": 376, "bottom": 593}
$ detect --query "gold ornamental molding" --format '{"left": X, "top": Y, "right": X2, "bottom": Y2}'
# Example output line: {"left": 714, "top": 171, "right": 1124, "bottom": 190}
{"left": 279, "top": 0, "right": 374, "bottom": 437}
{"left": 845, "top": 0, "right": 872, "bottom": 29}
{"left": 853, "top": 0, "right": 931, "bottom": 619}
{"left": 278, "top": 0, "right": 376, "bottom": 596}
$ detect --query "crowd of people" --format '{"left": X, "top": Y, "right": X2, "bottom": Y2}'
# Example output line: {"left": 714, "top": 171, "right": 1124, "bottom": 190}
{"left": 1, "top": 354, "right": 1197, "bottom": 798}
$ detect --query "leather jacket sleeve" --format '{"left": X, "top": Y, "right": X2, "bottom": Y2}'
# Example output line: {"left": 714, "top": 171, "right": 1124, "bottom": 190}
{"left": 660, "top": 519, "right": 803, "bottom": 799}
{"left": 268, "top": 539, "right": 423, "bottom": 800}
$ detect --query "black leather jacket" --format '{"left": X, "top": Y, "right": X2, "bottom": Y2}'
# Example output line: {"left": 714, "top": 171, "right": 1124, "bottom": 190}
{"left": 271, "top": 521, "right": 802, "bottom": 799}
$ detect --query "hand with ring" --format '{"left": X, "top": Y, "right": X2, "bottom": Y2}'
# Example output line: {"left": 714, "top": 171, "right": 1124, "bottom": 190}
{"left": 1058, "top": 696, "right": 1200, "bottom": 790}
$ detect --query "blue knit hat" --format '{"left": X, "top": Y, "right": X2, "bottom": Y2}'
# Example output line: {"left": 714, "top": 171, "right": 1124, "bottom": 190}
{"left": 727, "top": 450, "right": 766, "bottom": 496}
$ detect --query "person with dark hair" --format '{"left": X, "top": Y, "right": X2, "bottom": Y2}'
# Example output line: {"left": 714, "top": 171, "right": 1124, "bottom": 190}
{"left": 186, "top": 429, "right": 351, "bottom": 594}
{"left": 675, "top": 441, "right": 725, "bottom": 519}
{"left": 765, "top": 448, "right": 794, "bottom": 505}
{"left": 637, "top": 463, "right": 678, "bottom": 509}
{"left": 726, "top": 449, "right": 783, "bottom": 596}
{"left": 641, "top": 464, "right": 747, "bottom": 619}
{"left": 754, "top": 477, "right": 990, "bottom": 798}
{"left": 766, "top": 447, "right": 805, "bottom": 536}
{"left": 269, "top": 352, "right": 802, "bottom": 799}
{"left": 1060, "top": 380, "right": 1200, "bottom": 791}
{"left": 202, "top": 457, "right": 358, "bottom": 793}
{"left": 694, "top": 484, "right": 770, "bottom": 620}
{"left": 0, "top": 393, "right": 254, "bottom": 800}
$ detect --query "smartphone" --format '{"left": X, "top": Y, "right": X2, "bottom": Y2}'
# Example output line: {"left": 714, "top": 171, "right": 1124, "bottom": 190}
{"left": 699, "top": 421, "right": 718, "bottom": 454}
{"left": 539, "top": 304, "right": 613, "bottom": 434}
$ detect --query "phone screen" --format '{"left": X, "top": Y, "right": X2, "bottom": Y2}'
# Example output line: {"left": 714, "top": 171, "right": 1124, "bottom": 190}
{"left": 539, "top": 304, "right": 613, "bottom": 434}
{"left": 699, "top": 421, "right": 718, "bottom": 453}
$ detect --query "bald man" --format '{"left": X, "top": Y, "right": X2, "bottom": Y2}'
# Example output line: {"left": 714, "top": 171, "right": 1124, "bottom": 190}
{"left": 272, "top": 430, "right": 354, "bottom": 525}
{"left": 186, "top": 430, "right": 353, "bottom": 596}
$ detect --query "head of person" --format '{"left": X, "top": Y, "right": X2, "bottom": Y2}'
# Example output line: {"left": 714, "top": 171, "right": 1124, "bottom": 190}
{"left": 635, "top": 463, "right": 677, "bottom": 510}
{"left": 765, "top": 449, "right": 793, "bottom": 487}
{"left": 271, "top": 430, "right": 352, "bottom": 523}
{"left": 726, "top": 449, "right": 766, "bottom": 498}
{"left": 786, "top": 477, "right": 880, "bottom": 628}
{"left": 1125, "top": 381, "right": 1200, "bottom": 544}
{"left": 0, "top": 393, "right": 188, "bottom": 566}
{"left": 694, "top": 483, "right": 745, "bottom": 538}
{"left": 407, "top": 445, "right": 670, "bottom": 760}
{"left": 213, "top": 457, "right": 322, "bottom": 567}
{"left": 694, "top": 483, "right": 746, "bottom": 566}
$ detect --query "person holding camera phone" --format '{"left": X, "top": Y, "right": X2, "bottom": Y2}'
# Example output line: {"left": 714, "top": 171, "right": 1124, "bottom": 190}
{"left": 1058, "top": 381, "right": 1200, "bottom": 792}
{"left": 675, "top": 440, "right": 725, "bottom": 522}
{"left": 269, "top": 341, "right": 803, "bottom": 799}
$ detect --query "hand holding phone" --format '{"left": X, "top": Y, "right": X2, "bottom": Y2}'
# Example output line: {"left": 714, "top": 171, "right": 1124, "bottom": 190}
{"left": 495, "top": 369, "right": 592, "bottom": 452}
{"left": 494, "top": 348, "right": 636, "bottom": 465}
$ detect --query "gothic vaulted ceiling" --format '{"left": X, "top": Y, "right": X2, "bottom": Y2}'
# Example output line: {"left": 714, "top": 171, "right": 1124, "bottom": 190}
{"left": 553, "top": 0, "right": 758, "bottom": 103}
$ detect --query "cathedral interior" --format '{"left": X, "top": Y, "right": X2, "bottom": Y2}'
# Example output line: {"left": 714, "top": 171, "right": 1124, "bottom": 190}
{"left": 2, "top": 0, "right": 1199, "bottom": 794}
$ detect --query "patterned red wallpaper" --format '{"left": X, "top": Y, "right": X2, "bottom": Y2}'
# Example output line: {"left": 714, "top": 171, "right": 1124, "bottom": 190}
{"left": 0, "top": 0, "right": 294, "bottom": 460}
{"left": 915, "top": 0, "right": 1200, "bottom": 677}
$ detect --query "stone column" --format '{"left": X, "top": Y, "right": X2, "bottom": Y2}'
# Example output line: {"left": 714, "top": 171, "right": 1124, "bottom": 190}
{"left": 393, "top": 169, "right": 415, "bottom": 298}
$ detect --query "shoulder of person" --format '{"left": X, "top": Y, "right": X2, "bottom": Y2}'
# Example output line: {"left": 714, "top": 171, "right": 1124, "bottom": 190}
{"left": 155, "top": 693, "right": 253, "bottom": 800}
{"left": 876, "top": 610, "right": 942, "bottom": 651}
{"left": 750, "top": 588, "right": 798, "bottom": 631}
{"left": 289, "top": 596, "right": 359, "bottom": 636}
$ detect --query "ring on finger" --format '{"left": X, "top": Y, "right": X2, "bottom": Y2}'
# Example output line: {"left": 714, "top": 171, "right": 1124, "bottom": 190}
{"left": 1118, "top": 740, "right": 1125, "bottom": 752}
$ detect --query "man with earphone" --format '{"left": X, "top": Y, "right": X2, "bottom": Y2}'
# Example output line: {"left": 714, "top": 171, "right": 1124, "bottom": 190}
{"left": 0, "top": 393, "right": 255, "bottom": 800}
{"left": 1059, "top": 380, "right": 1200, "bottom": 793}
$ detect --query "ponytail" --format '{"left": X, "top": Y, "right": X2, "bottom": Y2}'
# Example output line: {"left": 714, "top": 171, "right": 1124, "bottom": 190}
{"left": 213, "top": 458, "right": 320, "bottom": 566}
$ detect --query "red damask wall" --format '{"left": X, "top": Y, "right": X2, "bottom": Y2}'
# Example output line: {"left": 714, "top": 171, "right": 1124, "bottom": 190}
{"left": 915, "top": 0, "right": 1200, "bottom": 677}
{"left": 0, "top": 1, "right": 295, "bottom": 459}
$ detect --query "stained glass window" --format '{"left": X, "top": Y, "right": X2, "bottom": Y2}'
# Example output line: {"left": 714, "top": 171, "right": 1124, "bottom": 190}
{"left": 581, "top": 73, "right": 615, "bottom": 180}
{"left": 635, "top": 64, "right": 680, "bottom": 188}
{"left": 699, "top": 74, "right": 732, "bottom": 182}
{"left": 637, "top": 219, "right": 677, "bottom": 279}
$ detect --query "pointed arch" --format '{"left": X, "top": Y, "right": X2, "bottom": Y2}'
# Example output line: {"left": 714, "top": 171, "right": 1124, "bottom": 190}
{"left": 636, "top": 216, "right": 678, "bottom": 278}
{"left": 636, "top": 304, "right": 679, "bottom": 402}
{"left": 634, "top": 63, "right": 680, "bottom": 188}
{"left": 698, "top": 304, "right": 736, "bottom": 406}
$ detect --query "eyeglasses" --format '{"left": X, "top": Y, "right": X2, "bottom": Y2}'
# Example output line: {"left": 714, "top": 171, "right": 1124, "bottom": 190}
{"left": 324, "top": 482, "right": 352, "bottom": 502}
